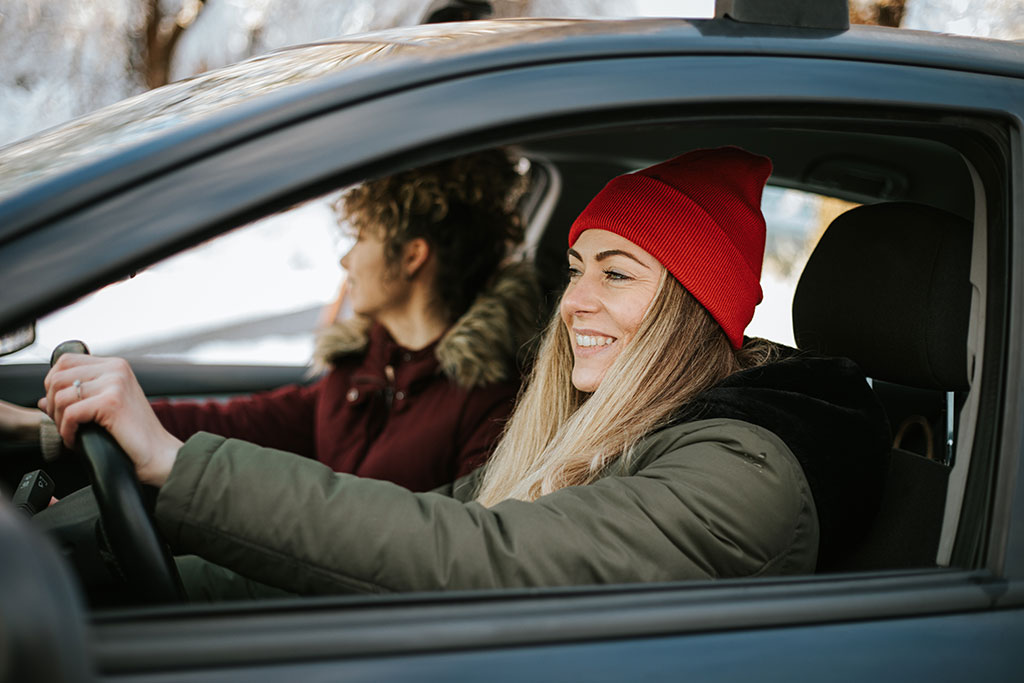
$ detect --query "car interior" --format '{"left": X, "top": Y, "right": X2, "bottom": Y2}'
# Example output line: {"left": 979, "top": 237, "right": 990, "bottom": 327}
{"left": 0, "top": 107, "right": 1002, "bottom": 609}
{"left": 519, "top": 117, "right": 985, "bottom": 576}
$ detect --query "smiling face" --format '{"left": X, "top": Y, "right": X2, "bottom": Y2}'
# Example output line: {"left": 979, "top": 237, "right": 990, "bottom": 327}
{"left": 560, "top": 229, "right": 665, "bottom": 392}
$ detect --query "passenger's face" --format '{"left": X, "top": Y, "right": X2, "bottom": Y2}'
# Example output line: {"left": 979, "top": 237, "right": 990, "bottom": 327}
{"left": 560, "top": 229, "right": 663, "bottom": 392}
{"left": 340, "top": 230, "right": 409, "bottom": 319}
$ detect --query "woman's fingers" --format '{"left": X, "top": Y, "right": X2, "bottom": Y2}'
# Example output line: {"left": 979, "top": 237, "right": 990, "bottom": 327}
{"left": 51, "top": 383, "right": 82, "bottom": 446}
{"left": 42, "top": 353, "right": 94, "bottom": 427}
{"left": 54, "top": 387, "right": 103, "bottom": 447}
{"left": 39, "top": 354, "right": 182, "bottom": 487}
{"left": 45, "top": 360, "right": 122, "bottom": 444}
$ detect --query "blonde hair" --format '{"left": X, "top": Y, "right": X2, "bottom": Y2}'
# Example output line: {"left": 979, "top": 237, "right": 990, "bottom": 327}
{"left": 475, "top": 272, "right": 775, "bottom": 507}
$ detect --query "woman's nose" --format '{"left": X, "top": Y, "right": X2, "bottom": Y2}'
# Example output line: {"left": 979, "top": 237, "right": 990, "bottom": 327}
{"left": 340, "top": 245, "right": 353, "bottom": 269}
{"left": 561, "top": 273, "right": 600, "bottom": 316}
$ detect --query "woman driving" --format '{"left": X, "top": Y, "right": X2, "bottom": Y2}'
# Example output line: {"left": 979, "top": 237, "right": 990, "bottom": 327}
{"left": 38, "top": 147, "right": 890, "bottom": 595}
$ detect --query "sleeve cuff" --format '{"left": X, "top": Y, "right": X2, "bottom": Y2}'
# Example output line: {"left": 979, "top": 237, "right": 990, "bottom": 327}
{"left": 39, "top": 417, "right": 62, "bottom": 462}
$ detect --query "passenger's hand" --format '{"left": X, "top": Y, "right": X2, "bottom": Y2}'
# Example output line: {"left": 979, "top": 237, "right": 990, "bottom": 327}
{"left": 0, "top": 399, "right": 46, "bottom": 442}
{"left": 38, "top": 354, "right": 181, "bottom": 487}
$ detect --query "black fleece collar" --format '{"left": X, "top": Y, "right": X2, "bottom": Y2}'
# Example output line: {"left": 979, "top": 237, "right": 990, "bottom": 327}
{"left": 672, "top": 347, "right": 891, "bottom": 571}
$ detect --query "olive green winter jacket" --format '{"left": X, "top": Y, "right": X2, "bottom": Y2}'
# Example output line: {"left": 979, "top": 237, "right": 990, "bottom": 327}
{"left": 155, "top": 416, "right": 819, "bottom": 595}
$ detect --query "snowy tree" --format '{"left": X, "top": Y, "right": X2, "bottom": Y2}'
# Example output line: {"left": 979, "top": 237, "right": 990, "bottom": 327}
{"left": 139, "top": 0, "right": 207, "bottom": 88}
{"left": 0, "top": 1, "right": 144, "bottom": 144}
{"left": 1, "top": 0, "right": 1021, "bottom": 149}
{"left": 903, "top": 0, "right": 1024, "bottom": 40}
{"left": 0, "top": 0, "right": 615, "bottom": 147}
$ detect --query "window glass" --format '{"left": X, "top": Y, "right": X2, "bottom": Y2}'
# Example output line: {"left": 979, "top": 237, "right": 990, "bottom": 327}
{"left": 2, "top": 180, "right": 846, "bottom": 366}
{"left": 1, "top": 196, "right": 347, "bottom": 366}
{"left": 749, "top": 187, "right": 858, "bottom": 345}
{"left": 3, "top": 156, "right": 541, "bottom": 367}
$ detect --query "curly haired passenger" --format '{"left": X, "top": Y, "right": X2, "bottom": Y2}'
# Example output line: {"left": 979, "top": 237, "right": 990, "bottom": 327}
{"left": 5, "top": 150, "right": 541, "bottom": 492}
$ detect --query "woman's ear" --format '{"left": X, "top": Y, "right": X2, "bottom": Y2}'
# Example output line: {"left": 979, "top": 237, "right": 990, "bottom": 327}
{"left": 401, "top": 237, "right": 431, "bottom": 279}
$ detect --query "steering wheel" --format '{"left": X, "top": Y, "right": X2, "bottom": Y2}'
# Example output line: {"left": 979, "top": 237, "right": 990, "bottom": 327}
{"left": 50, "top": 341, "right": 184, "bottom": 603}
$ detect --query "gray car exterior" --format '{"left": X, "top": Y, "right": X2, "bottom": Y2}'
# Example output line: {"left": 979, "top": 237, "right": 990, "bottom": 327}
{"left": 0, "top": 13, "right": 1022, "bottom": 682}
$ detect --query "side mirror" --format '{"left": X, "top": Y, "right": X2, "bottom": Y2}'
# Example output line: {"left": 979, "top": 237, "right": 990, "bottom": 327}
{"left": 0, "top": 323, "right": 35, "bottom": 357}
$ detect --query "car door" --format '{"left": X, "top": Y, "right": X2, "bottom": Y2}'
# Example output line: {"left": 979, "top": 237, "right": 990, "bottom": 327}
{"left": 1, "top": 21, "right": 1022, "bottom": 681}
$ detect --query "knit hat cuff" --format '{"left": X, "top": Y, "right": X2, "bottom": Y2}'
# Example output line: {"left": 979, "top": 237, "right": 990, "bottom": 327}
{"left": 569, "top": 173, "right": 763, "bottom": 348}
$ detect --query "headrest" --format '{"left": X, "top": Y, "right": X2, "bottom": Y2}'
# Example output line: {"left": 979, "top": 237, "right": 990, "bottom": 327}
{"left": 793, "top": 202, "right": 972, "bottom": 391}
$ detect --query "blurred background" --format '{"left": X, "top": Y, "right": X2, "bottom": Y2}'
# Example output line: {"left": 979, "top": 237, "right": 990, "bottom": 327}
{"left": 1, "top": 0, "right": 1021, "bottom": 364}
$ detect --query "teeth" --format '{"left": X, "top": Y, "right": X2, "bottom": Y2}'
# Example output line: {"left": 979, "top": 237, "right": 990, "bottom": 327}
{"left": 576, "top": 334, "right": 614, "bottom": 348}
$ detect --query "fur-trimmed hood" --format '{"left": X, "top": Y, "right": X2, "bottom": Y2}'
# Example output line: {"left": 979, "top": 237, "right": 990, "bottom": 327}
{"left": 314, "top": 261, "right": 543, "bottom": 388}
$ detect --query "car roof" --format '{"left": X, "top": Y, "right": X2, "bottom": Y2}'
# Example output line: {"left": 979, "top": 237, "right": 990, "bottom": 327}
{"left": 0, "top": 16, "right": 1020, "bottom": 245}
{"left": 1, "top": 18, "right": 1021, "bottom": 193}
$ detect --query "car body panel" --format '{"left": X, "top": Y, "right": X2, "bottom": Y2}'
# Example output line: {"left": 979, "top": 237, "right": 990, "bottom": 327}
{"left": 89, "top": 570, "right": 1006, "bottom": 677}
{"left": 0, "top": 14, "right": 1022, "bottom": 682}
{"left": 994, "top": 128, "right": 1024, "bottom": 577}
{"left": 1, "top": 18, "right": 1021, "bottom": 241}
{"left": 102, "top": 605, "right": 1024, "bottom": 682}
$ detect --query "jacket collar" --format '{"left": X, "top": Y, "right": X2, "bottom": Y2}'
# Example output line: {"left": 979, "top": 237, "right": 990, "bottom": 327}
{"left": 315, "top": 260, "right": 542, "bottom": 388}
{"left": 671, "top": 347, "right": 892, "bottom": 571}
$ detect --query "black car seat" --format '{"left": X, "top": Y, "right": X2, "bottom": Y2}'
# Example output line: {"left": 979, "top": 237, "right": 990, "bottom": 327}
{"left": 792, "top": 201, "right": 973, "bottom": 570}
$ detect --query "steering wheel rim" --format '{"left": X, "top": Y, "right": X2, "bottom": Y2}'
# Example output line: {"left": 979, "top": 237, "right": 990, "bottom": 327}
{"left": 52, "top": 341, "right": 183, "bottom": 603}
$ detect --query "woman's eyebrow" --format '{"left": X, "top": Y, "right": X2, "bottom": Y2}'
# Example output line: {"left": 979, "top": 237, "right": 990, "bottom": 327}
{"left": 566, "top": 247, "right": 651, "bottom": 269}
{"left": 599, "top": 249, "right": 651, "bottom": 268}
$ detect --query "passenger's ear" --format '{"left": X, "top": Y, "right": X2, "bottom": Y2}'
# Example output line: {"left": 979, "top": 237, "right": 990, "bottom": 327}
{"left": 402, "top": 238, "right": 431, "bottom": 279}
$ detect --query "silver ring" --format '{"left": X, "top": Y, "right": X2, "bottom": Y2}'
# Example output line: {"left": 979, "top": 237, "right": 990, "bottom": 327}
{"left": 73, "top": 379, "right": 82, "bottom": 401}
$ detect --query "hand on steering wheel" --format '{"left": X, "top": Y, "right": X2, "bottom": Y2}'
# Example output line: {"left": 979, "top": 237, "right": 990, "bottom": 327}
{"left": 42, "top": 341, "right": 183, "bottom": 602}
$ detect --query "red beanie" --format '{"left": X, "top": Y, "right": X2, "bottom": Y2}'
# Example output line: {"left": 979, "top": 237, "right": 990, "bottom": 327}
{"left": 568, "top": 146, "right": 772, "bottom": 348}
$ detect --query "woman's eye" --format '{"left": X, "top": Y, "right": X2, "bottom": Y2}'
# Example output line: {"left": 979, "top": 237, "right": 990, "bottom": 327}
{"left": 567, "top": 265, "right": 582, "bottom": 279}
{"left": 604, "top": 269, "right": 630, "bottom": 281}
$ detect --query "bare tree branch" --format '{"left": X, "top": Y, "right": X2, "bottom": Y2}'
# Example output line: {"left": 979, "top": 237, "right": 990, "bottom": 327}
{"left": 850, "top": 0, "right": 907, "bottom": 28}
{"left": 141, "top": 0, "right": 207, "bottom": 89}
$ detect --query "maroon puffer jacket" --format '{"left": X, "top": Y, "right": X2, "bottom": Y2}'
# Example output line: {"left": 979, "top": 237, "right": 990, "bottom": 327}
{"left": 152, "top": 263, "right": 541, "bottom": 491}
{"left": 152, "top": 324, "right": 519, "bottom": 492}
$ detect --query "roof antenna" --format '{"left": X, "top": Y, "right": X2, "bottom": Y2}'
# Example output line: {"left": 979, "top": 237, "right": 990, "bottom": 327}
{"left": 715, "top": 0, "right": 850, "bottom": 30}
{"left": 422, "top": 1, "right": 493, "bottom": 24}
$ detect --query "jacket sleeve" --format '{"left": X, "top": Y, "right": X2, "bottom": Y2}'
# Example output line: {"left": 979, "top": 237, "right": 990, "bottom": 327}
{"left": 155, "top": 419, "right": 817, "bottom": 596}
{"left": 431, "top": 467, "right": 484, "bottom": 501}
{"left": 152, "top": 382, "right": 320, "bottom": 459}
